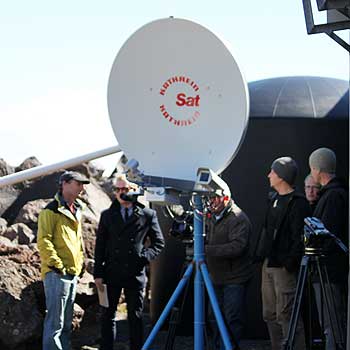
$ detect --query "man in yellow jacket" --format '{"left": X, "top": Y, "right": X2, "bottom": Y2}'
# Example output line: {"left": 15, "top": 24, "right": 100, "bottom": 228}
{"left": 38, "top": 171, "right": 90, "bottom": 350}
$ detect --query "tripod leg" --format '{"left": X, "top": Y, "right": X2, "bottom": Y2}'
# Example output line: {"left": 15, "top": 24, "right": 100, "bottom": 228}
{"left": 164, "top": 261, "right": 194, "bottom": 350}
{"left": 194, "top": 260, "right": 205, "bottom": 350}
{"left": 199, "top": 262, "right": 236, "bottom": 350}
{"left": 164, "top": 307, "right": 180, "bottom": 350}
{"left": 141, "top": 262, "right": 194, "bottom": 350}
{"left": 306, "top": 273, "right": 313, "bottom": 350}
{"left": 283, "top": 255, "right": 309, "bottom": 350}
{"left": 316, "top": 258, "right": 345, "bottom": 350}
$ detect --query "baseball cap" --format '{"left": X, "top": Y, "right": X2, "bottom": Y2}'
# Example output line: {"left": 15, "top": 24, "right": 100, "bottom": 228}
{"left": 59, "top": 171, "right": 90, "bottom": 185}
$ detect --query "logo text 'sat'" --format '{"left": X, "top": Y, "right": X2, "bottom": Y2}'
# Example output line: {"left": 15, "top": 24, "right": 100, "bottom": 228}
{"left": 159, "top": 75, "right": 201, "bottom": 127}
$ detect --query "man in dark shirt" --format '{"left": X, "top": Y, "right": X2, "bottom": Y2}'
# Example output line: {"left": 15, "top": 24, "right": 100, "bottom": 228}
{"left": 94, "top": 175, "right": 165, "bottom": 350}
{"left": 309, "top": 147, "right": 348, "bottom": 350}
{"left": 260, "top": 157, "right": 310, "bottom": 350}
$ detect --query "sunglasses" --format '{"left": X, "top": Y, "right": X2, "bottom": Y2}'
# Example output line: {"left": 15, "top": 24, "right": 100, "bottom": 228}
{"left": 116, "top": 187, "right": 129, "bottom": 193}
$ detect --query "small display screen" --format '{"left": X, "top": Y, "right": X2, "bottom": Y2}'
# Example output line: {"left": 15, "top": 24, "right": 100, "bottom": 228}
{"left": 199, "top": 171, "right": 210, "bottom": 182}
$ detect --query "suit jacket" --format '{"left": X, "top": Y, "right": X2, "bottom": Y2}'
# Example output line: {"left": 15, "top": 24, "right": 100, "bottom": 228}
{"left": 94, "top": 200, "right": 165, "bottom": 288}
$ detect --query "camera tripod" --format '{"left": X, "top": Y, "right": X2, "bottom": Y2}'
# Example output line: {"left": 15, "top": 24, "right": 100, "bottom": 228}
{"left": 284, "top": 245, "right": 347, "bottom": 350}
{"left": 162, "top": 257, "right": 240, "bottom": 350}
{"left": 141, "top": 194, "right": 238, "bottom": 350}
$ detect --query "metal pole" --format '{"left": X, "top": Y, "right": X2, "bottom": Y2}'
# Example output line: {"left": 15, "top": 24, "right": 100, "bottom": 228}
{"left": 193, "top": 194, "right": 205, "bottom": 350}
{"left": 347, "top": 45, "right": 350, "bottom": 350}
{"left": 0, "top": 145, "right": 121, "bottom": 188}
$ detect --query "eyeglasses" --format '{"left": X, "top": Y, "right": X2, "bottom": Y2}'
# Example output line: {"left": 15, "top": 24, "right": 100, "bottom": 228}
{"left": 116, "top": 187, "right": 129, "bottom": 193}
{"left": 304, "top": 185, "right": 320, "bottom": 190}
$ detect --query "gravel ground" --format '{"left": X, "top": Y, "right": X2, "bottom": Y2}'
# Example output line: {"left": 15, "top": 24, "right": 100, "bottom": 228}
{"left": 79, "top": 315, "right": 271, "bottom": 350}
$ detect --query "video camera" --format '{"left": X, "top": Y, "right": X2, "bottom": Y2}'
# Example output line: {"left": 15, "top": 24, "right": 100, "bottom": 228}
{"left": 163, "top": 204, "right": 194, "bottom": 261}
{"left": 303, "top": 217, "right": 349, "bottom": 255}
{"left": 169, "top": 209, "right": 194, "bottom": 240}
{"left": 304, "top": 217, "right": 332, "bottom": 253}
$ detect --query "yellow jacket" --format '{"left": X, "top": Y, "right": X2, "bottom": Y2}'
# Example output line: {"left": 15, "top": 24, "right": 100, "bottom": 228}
{"left": 37, "top": 193, "right": 85, "bottom": 279}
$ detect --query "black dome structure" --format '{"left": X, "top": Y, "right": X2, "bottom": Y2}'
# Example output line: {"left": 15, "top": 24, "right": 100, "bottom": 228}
{"left": 249, "top": 76, "right": 349, "bottom": 119}
{"left": 151, "top": 76, "right": 349, "bottom": 339}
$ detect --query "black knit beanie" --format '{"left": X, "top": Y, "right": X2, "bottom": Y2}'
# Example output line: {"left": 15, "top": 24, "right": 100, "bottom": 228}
{"left": 271, "top": 157, "right": 298, "bottom": 186}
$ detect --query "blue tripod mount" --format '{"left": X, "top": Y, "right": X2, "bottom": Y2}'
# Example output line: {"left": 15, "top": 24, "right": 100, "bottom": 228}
{"left": 142, "top": 193, "right": 235, "bottom": 350}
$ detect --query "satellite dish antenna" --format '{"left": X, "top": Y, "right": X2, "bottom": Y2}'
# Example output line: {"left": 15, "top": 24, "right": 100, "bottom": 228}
{"left": 108, "top": 17, "right": 249, "bottom": 181}
{"left": 107, "top": 18, "right": 249, "bottom": 350}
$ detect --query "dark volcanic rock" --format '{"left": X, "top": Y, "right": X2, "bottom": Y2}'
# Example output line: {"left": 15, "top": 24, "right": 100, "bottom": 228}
{"left": 82, "top": 216, "right": 99, "bottom": 259}
{"left": 0, "top": 245, "right": 42, "bottom": 349}
{"left": 76, "top": 271, "right": 97, "bottom": 309}
{"left": 0, "top": 158, "right": 14, "bottom": 177}
{"left": 0, "top": 186, "right": 21, "bottom": 217}
{"left": 0, "top": 235, "right": 16, "bottom": 248}
{"left": 72, "top": 303, "right": 103, "bottom": 349}
{"left": 0, "top": 158, "right": 116, "bottom": 349}
{"left": 0, "top": 218, "right": 7, "bottom": 234}
{"left": 15, "top": 156, "right": 41, "bottom": 172}
{"left": 0, "top": 244, "right": 95, "bottom": 349}
{"left": 14, "top": 198, "right": 50, "bottom": 232}
{"left": 72, "top": 303, "right": 85, "bottom": 331}
{"left": 3, "top": 223, "right": 35, "bottom": 244}
{"left": 1, "top": 172, "right": 58, "bottom": 225}
{"left": 2, "top": 167, "right": 110, "bottom": 226}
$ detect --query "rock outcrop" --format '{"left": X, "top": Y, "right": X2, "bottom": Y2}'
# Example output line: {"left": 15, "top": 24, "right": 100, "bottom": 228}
{"left": 0, "top": 158, "right": 114, "bottom": 349}
{"left": 3, "top": 223, "right": 35, "bottom": 244}
{"left": 0, "top": 244, "right": 42, "bottom": 349}
{"left": 14, "top": 199, "right": 51, "bottom": 232}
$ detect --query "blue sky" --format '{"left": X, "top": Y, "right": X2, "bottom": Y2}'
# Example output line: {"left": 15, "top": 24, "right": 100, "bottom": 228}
{"left": 0, "top": 1, "right": 348, "bottom": 172}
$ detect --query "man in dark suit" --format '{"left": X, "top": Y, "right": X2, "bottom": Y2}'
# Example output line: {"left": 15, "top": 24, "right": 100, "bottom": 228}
{"left": 94, "top": 175, "right": 165, "bottom": 350}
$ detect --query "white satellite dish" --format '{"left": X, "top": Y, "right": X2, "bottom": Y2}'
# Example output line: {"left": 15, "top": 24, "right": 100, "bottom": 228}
{"left": 108, "top": 17, "right": 249, "bottom": 182}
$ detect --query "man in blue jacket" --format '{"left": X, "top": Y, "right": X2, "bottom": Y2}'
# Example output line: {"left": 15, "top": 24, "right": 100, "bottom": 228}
{"left": 94, "top": 175, "right": 164, "bottom": 350}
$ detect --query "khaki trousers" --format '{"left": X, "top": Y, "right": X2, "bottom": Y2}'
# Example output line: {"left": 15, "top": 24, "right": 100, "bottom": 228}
{"left": 261, "top": 260, "right": 305, "bottom": 350}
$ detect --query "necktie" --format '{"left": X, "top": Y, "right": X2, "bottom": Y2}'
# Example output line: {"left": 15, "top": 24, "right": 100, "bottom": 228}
{"left": 124, "top": 208, "right": 129, "bottom": 222}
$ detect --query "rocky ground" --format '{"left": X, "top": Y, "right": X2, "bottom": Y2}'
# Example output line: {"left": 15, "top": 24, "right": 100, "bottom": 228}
{"left": 0, "top": 158, "right": 114, "bottom": 350}
{"left": 73, "top": 300, "right": 271, "bottom": 350}
{"left": 77, "top": 313, "right": 271, "bottom": 350}
{"left": 0, "top": 157, "right": 272, "bottom": 350}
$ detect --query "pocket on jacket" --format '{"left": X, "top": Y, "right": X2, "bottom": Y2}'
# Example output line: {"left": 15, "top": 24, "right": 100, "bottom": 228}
{"left": 253, "top": 228, "right": 273, "bottom": 259}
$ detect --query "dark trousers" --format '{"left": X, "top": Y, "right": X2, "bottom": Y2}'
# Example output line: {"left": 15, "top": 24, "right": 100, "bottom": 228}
{"left": 100, "top": 285, "right": 144, "bottom": 350}
{"left": 208, "top": 283, "right": 247, "bottom": 349}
